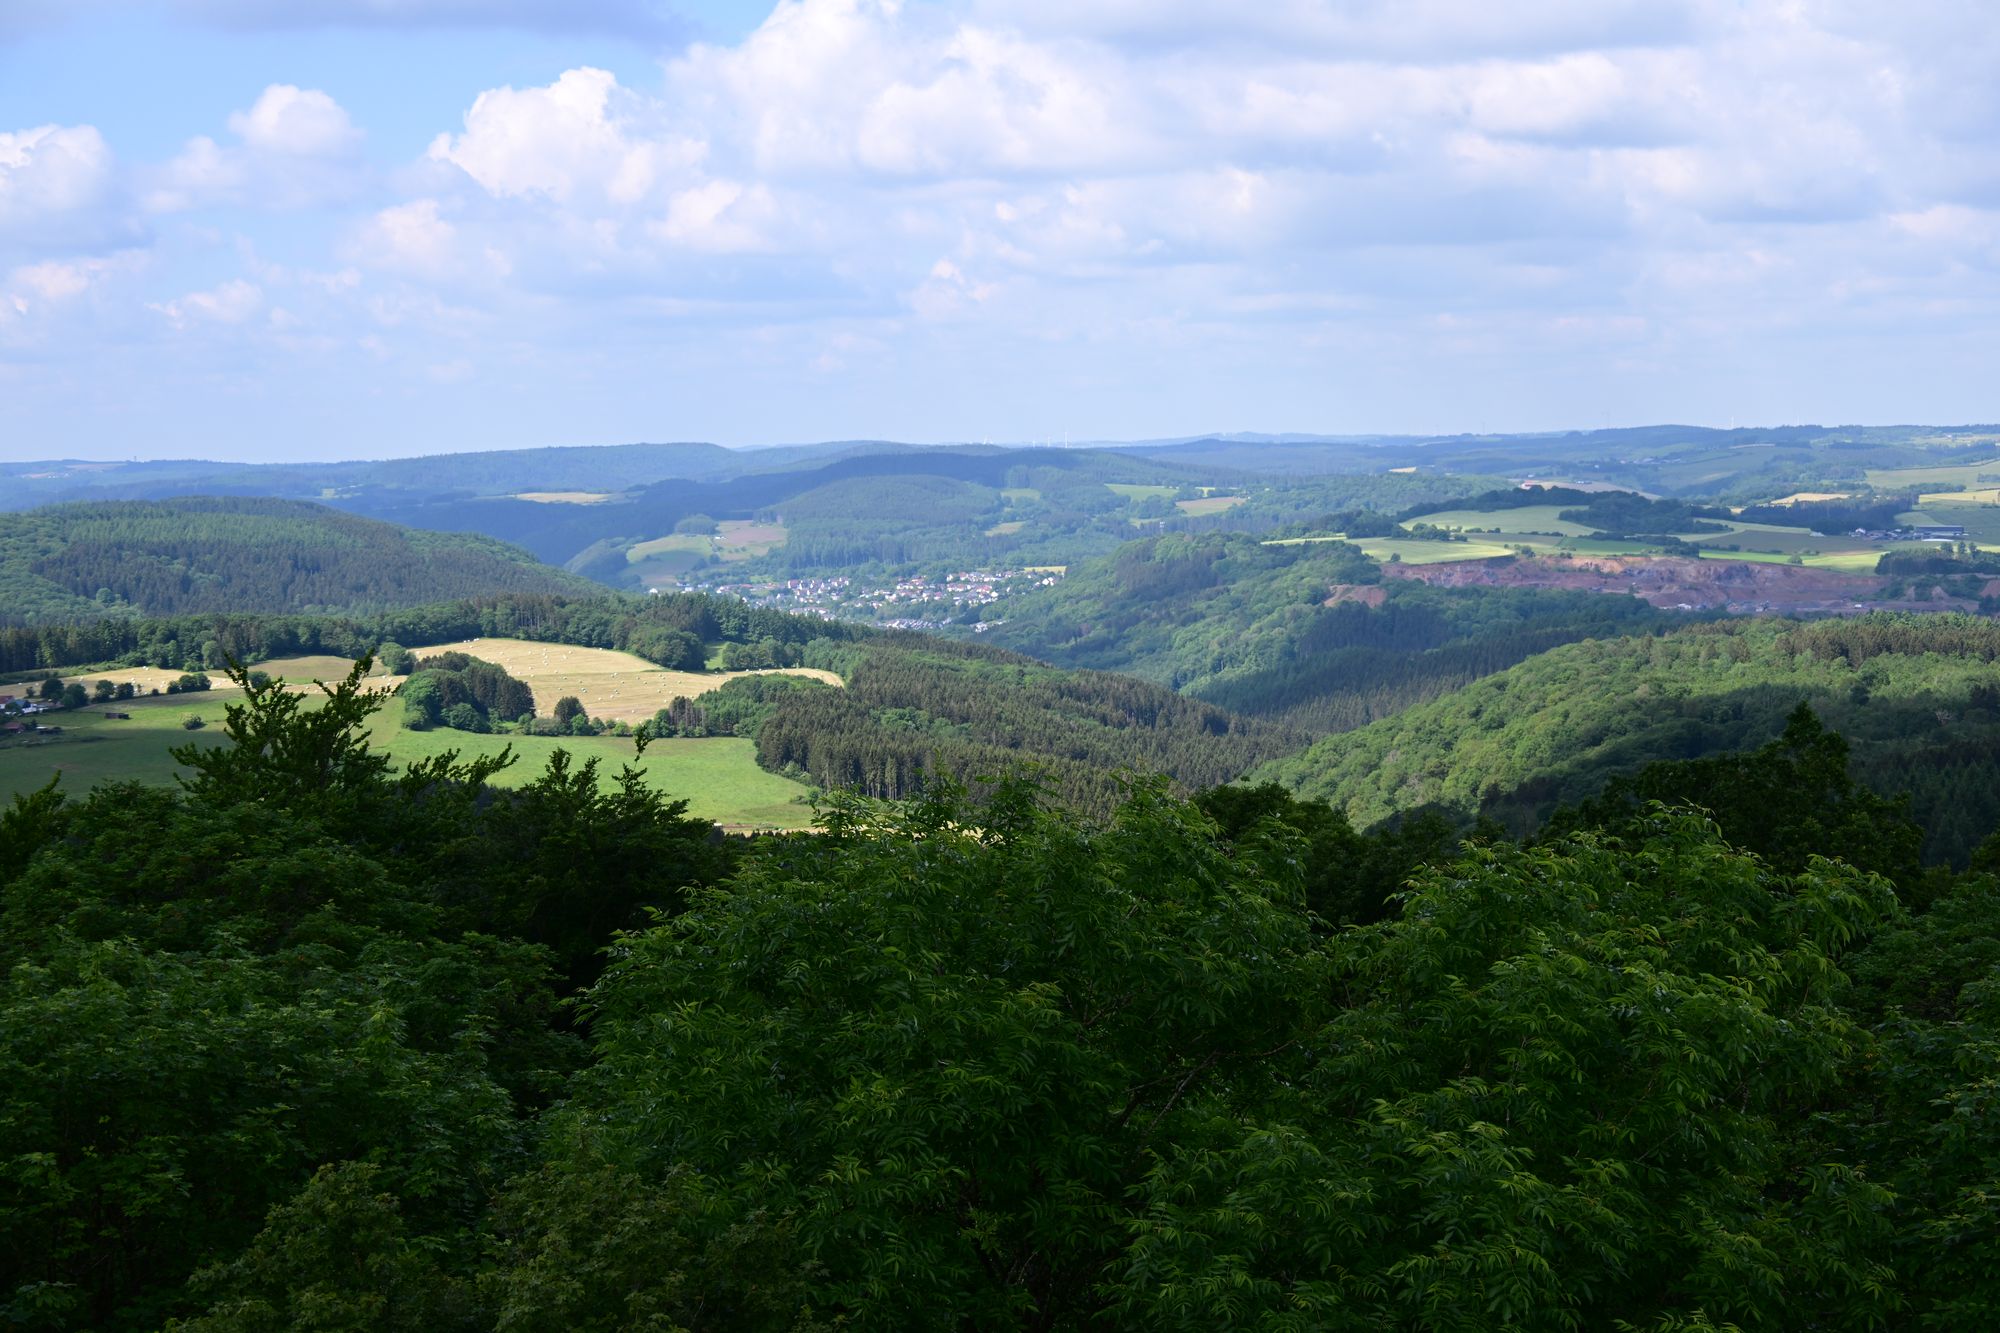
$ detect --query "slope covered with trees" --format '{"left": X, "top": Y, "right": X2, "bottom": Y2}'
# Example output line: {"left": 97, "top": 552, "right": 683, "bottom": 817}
{"left": 974, "top": 533, "right": 1694, "bottom": 731}
{"left": 1260, "top": 613, "right": 2000, "bottom": 863}
{"left": 0, "top": 498, "right": 598, "bottom": 624}
{"left": 6, "top": 666, "right": 1998, "bottom": 1328}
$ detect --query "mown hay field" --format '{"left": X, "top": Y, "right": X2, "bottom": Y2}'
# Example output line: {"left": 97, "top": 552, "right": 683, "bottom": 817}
{"left": 411, "top": 638, "right": 841, "bottom": 723}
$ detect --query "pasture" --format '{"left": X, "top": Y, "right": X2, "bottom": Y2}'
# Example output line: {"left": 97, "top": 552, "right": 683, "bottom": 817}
{"left": 0, "top": 689, "right": 818, "bottom": 829}
{"left": 1105, "top": 483, "right": 1177, "bottom": 501}
{"left": 1407, "top": 505, "right": 1598, "bottom": 537}
{"left": 411, "top": 638, "right": 840, "bottom": 723}
{"left": 1352, "top": 538, "right": 1517, "bottom": 565}
{"left": 1865, "top": 458, "right": 2000, "bottom": 489}
{"left": 512, "top": 491, "right": 619, "bottom": 504}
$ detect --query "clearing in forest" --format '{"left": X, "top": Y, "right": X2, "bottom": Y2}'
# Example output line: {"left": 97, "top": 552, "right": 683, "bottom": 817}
{"left": 413, "top": 637, "right": 840, "bottom": 722}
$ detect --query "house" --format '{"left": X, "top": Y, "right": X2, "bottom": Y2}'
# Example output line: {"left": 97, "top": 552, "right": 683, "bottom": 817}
{"left": 1913, "top": 525, "right": 1967, "bottom": 541}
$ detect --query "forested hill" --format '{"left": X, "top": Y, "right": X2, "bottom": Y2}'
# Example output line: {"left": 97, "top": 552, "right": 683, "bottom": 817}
{"left": 0, "top": 497, "right": 600, "bottom": 624}
{"left": 970, "top": 532, "right": 1695, "bottom": 732}
{"left": 1258, "top": 613, "right": 2000, "bottom": 863}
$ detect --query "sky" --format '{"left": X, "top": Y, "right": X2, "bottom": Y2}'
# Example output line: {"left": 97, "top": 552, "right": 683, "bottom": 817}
{"left": 2, "top": 1, "right": 1998, "bottom": 462}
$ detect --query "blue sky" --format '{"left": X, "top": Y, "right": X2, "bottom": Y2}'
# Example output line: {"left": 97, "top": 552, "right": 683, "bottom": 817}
{"left": 3, "top": 1, "right": 1997, "bottom": 462}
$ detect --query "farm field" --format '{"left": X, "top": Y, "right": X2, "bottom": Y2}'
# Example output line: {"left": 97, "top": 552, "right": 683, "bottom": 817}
{"left": 626, "top": 519, "right": 789, "bottom": 585}
{"left": 1865, "top": 458, "right": 2000, "bottom": 488}
{"left": 1903, "top": 501, "right": 2000, "bottom": 543}
{"left": 0, "top": 690, "right": 817, "bottom": 829}
{"left": 1407, "top": 505, "right": 1598, "bottom": 537}
{"left": 1352, "top": 538, "right": 1517, "bottom": 564}
{"left": 512, "top": 491, "right": 619, "bottom": 504}
{"left": 46, "top": 654, "right": 396, "bottom": 696}
{"left": 411, "top": 637, "right": 841, "bottom": 723}
{"left": 984, "top": 520, "right": 1027, "bottom": 535}
{"left": 1105, "top": 483, "right": 1177, "bottom": 500}
{"left": 1175, "top": 495, "right": 1244, "bottom": 516}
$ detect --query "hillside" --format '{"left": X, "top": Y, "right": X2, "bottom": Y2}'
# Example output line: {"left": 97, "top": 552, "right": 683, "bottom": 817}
{"left": 1258, "top": 613, "right": 2000, "bottom": 862}
{"left": 0, "top": 497, "right": 599, "bottom": 624}
{"left": 972, "top": 532, "right": 1695, "bottom": 731}
{"left": 0, "top": 589, "right": 1291, "bottom": 819}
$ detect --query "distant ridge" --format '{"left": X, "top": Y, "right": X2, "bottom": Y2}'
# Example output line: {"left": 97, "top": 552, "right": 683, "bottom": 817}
{"left": 0, "top": 496, "right": 600, "bottom": 625}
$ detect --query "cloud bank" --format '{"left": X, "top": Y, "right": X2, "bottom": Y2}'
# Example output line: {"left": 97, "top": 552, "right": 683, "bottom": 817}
{"left": 4, "top": 0, "right": 1999, "bottom": 457}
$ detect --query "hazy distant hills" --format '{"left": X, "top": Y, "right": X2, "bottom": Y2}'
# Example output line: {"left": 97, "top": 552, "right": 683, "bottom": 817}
{"left": 0, "top": 497, "right": 600, "bottom": 624}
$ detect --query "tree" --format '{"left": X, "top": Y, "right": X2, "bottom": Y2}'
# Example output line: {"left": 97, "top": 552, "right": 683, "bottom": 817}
{"left": 551, "top": 696, "right": 585, "bottom": 727}
{"left": 1109, "top": 810, "right": 1901, "bottom": 1330}
{"left": 92, "top": 679, "right": 115, "bottom": 703}
{"left": 60, "top": 682, "right": 88, "bottom": 710}
{"left": 528, "top": 778, "right": 1324, "bottom": 1327}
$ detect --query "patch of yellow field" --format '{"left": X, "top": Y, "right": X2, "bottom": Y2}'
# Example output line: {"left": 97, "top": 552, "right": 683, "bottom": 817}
{"left": 1762, "top": 492, "right": 1852, "bottom": 506}
{"left": 985, "top": 520, "right": 1027, "bottom": 536}
{"left": 514, "top": 491, "right": 619, "bottom": 504}
{"left": 415, "top": 637, "right": 842, "bottom": 723}
{"left": 57, "top": 655, "right": 393, "bottom": 696}
{"left": 1919, "top": 488, "right": 2000, "bottom": 505}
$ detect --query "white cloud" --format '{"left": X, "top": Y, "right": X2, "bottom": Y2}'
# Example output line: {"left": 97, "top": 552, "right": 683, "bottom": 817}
{"left": 149, "top": 85, "right": 362, "bottom": 212}
{"left": 349, "top": 198, "right": 459, "bottom": 275}
{"left": 151, "top": 278, "right": 265, "bottom": 327}
{"left": 0, "top": 124, "right": 115, "bottom": 236}
{"left": 428, "top": 67, "right": 701, "bottom": 205}
{"left": 228, "top": 85, "right": 361, "bottom": 156}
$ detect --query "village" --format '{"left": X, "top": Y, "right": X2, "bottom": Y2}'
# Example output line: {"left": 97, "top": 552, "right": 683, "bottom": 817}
{"left": 680, "top": 566, "right": 1065, "bottom": 628}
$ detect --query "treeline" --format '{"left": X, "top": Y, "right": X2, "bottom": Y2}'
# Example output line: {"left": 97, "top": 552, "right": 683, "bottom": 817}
{"left": 0, "top": 497, "right": 596, "bottom": 625}
{"left": 0, "top": 589, "right": 868, "bottom": 677}
{"left": 1738, "top": 493, "right": 1917, "bottom": 533}
{"left": 7, "top": 667, "right": 2000, "bottom": 1327}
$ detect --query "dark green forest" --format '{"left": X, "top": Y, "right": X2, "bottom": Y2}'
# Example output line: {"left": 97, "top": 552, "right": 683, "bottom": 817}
{"left": 0, "top": 499, "right": 598, "bottom": 625}
{"left": 5, "top": 659, "right": 2000, "bottom": 1328}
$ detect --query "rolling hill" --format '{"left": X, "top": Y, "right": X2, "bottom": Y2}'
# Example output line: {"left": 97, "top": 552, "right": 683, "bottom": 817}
{"left": 1256, "top": 613, "right": 2000, "bottom": 863}
{"left": 0, "top": 497, "right": 600, "bottom": 624}
{"left": 968, "top": 532, "right": 1696, "bottom": 732}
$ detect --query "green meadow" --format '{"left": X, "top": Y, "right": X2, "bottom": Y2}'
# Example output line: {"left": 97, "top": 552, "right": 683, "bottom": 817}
{"left": 0, "top": 690, "right": 817, "bottom": 831}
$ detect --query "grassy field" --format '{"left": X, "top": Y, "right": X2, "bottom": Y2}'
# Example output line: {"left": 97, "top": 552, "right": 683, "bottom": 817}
{"left": 0, "top": 691, "right": 818, "bottom": 829}
{"left": 413, "top": 638, "right": 841, "bottom": 723}
{"left": 627, "top": 520, "right": 788, "bottom": 577}
{"left": 1175, "top": 495, "right": 1245, "bottom": 516}
{"left": 1000, "top": 488, "right": 1042, "bottom": 502}
{"left": 1865, "top": 459, "right": 2000, "bottom": 488}
{"left": 1105, "top": 483, "right": 1177, "bottom": 501}
{"left": 1408, "top": 505, "right": 1598, "bottom": 537}
{"left": 512, "top": 491, "right": 619, "bottom": 504}
{"left": 1353, "top": 538, "right": 1517, "bottom": 565}
{"left": 984, "top": 520, "right": 1027, "bottom": 536}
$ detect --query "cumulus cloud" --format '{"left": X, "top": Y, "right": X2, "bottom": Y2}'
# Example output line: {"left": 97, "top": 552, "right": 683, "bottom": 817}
{"left": 0, "top": 124, "right": 116, "bottom": 240}
{"left": 148, "top": 85, "right": 362, "bottom": 212}
{"left": 15, "top": 0, "right": 2000, "bottom": 454}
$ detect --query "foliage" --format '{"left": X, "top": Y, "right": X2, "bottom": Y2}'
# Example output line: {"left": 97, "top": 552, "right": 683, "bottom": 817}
{"left": 0, "top": 497, "right": 598, "bottom": 626}
{"left": 1261, "top": 614, "right": 2000, "bottom": 865}
{"left": 398, "top": 654, "right": 535, "bottom": 732}
{"left": 976, "top": 532, "right": 1692, "bottom": 732}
